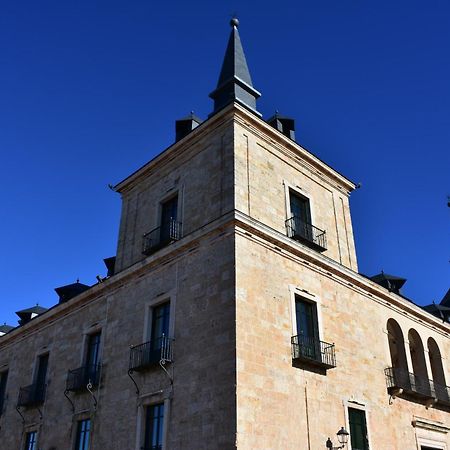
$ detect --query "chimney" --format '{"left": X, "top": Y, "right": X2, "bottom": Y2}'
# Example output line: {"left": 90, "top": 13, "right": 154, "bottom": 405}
{"left": 175, "top": 113, "right": 202, "bottom": 142}
{"left": 267, "top": 112, "right": 296, "bottom": 141}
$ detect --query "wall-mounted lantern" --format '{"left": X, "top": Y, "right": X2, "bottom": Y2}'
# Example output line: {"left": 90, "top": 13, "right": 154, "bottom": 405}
{"left": 326, "top": 427, "right": 349, "bottom": 449}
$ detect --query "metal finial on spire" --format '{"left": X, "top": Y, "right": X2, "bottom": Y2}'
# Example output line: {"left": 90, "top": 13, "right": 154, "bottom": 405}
{"left": 209, "top": 18, "right": 261, "bottom": 116}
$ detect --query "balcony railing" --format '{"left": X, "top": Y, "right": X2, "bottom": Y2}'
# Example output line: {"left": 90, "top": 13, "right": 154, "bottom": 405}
{"left": 385, "top": 366, "right": 434, "bottom": 399}
{"left": 17, "top": 383, "right": 46, "bottom": 407}
{"left": 142, "top": 219, "right": 182, "bottom": 255}
{"left": 66, "top": 364, "right": 101, "bottom": 392}
{"left": 285, "top": 216, "right": 327, "bottom": 252}
{"left": 129, "top": 336, "right": 174, "bottom": 372}
{"left": 291, "top": 335, "right": 336, "bottom": 369}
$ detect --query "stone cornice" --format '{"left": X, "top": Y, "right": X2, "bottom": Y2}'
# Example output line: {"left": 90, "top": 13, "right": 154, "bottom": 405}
{"left": 234, "top": 210, "right": 450, "bottom": 336}
{"left": 114, "top": 102, "right": 355, "bottom": 196}
{"left": 233, "top": 104, "right": 356, "bottom": 194}
{"left": 0, "top": 211, "right": 236, "bottom": 349}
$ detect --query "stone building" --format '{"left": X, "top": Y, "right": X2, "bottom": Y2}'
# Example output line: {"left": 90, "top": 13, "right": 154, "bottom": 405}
{"left": 0, "top": 19, "right": 449, "bottom": 450}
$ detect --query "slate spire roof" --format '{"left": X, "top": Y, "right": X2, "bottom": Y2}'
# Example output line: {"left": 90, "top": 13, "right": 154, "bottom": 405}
{"left": 209, "top": 18, "right": 261, "bottom": 116}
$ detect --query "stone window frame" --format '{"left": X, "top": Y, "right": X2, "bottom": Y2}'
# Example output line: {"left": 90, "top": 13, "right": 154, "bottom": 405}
{"left": 71, "top": 412, "right": 93, "bottom": 450}
{"left": 135, "top": 394, "right": 170, "bottom": 450}
{"left": 413, "top": 416, "right": 449, "bottom": 449}
{"left": 283, "top": 179, "right": 317, "bottom": 226}
{"left": 31, "top": 350, "right": 50, "bottom": 386}
{"left": 288, "top": 285, "right": 323, "bottom": 340}
{"left": 143, "top": 288, "right": 177, "bottom": 343}
{"left": 343, "top": 399, "right": 372, "bottom": 450}
{"left": 23, "top": 428, "right": 38, "bottom": 450}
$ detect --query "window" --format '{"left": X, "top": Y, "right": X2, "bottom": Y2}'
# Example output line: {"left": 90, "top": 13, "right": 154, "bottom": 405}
{"left": 144, "top": 403, "right": 165, "bottom": 450}
{"left": 0, "top": 370, "right": 8, "bottom": 414}
{"left": 75, "top": 419, "right": 91, "bottom": 450}
{"left": 286, "top": 189, "right": 327, "bottom": 251}
{"left": 149, "top": 302, "right": 170, "bottom": 361}
{"left": 85, "top": 332, "right": 101, "bottom": 385}
{"left": 160, "top": 195, "right": 179, "bottom": 244}
{"left": 348, "top": 408, "right": 369, "bottom": 450}
{"left": 291, "top": 295, "right": 336, "bottom": 369}
{"left": 24, "top": 431, "right": 37, "bottom": 450}
{"left": 143, "top": 194, "right": 181, "bottom": 255}
{"left": 34, "top": 353, "right": 49, "bottom": 402}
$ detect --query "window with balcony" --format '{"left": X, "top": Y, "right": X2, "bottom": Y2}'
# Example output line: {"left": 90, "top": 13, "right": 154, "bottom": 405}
{"left": 24, "top": 431, "right": 37, "bottom": 450}
{"left": 0, "top": 370, "right": 8, "bottom": 415}
{"left": 129, "top": 302, "right": 173, "bottom": 372}
{"left": 75, "top": 418, "right": 91, "bottom": 450}
{"left": 18, "top": 353, "right": 48, "bottom": 408}
{"left": 348, "top": 407, "right": 369, "bottom": 450}
{"left": 428, "top": 337, "right": 450, "bottom": 406}
{"left": 291, "top": 295, "right": 335, "bottom": 370}
{"left": 143, "top": 403, "right": 165, "bottom": 450}
{"left": 143, "top": 194, "right": 182, "bottom": 255}
{"left": 285, "top": 190, "right": 326, "bottom": 252}
{"left": 67, "top": 332, "right": 102, "bottom": 392}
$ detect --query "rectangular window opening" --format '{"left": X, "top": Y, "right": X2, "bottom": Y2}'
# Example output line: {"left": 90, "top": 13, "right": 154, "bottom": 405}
{"left": 0, "top": 370, "right": 8, "bottom": 414}
{"left": 24, "top": 431, "right": 37, "bottom": 450}
{"left": 348, "top": 407, "right": 370, "bottom": 450}
{"left": 144, "top": 403, "right": 165, "bottom": 450}
{"left": 75, "top": 418, "right": 91, "bottom": 450}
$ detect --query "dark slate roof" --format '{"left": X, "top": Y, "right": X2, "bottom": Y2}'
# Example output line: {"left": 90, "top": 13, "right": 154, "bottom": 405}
{"left": 422, "top": 303, "right": 450, "bottom": 323}
{"left": 209, "top": 18, "right": 261, "bottom": 116}
{"left": 55, "top": 282, "right": 91, "bottom": 304}
{"left": 440, "top": 288, "right": 450, "bottom": 307}
{"left": 16, "top": 305, "right": 48, "bottom": 318}
{"left": 369, "top": 272, "right": 406, "bottom": 293}
{"left": 103, "top": 257, "right": 116, "bottom": 278}
{"left": 0, "top": 324, "right": 15, "bottom": 334}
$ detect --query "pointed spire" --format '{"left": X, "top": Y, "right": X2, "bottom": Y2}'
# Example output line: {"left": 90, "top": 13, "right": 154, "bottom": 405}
{"left": 209, "top": 18, "right": 261, "bottom": 116}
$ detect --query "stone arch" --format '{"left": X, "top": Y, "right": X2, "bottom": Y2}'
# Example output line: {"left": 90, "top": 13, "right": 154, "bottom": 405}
{"left": 386, "top": 319, "right": 408, "bottom": 371}
{"left": 428, "top": 337, "right": 448, "bottom": 400}
{"left": 408, "top": 328, "right": 430, "bottom": 395}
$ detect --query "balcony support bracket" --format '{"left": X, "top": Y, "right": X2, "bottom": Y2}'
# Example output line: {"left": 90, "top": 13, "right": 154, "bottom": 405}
{"left": 86, "top": 382, "right": 98, "bottom": 410}
{"left": 160, "top": 359, "right": 173, "bottom": 385}
{"left": 37, "top": 407, "right": 43, "bottom": 421}
{"left": 15, "top": 405, "right": 25, "bottom": 425}
{"left": 128, "top": 369, "right": 140, "bottom": 396}
{"left": 64, "top": 389, "right": 75, "bottom": 413}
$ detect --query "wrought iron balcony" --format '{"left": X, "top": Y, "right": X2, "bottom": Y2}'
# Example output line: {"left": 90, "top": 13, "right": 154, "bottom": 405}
{"left": 385, "top": 367, "right": 434, "bottom": 399}
{"left": 142, "top": 219, "right": 182, "bottom": 255}
{"left": 17, "top": 383, "right": 46, "bottom": 407}
{"left": 285, "top": 216, "right": 327, "bottom": 252}
{"left": 66, "top": 364, "right": 101, "bottom": 392}
{"left": 129, "top": 336, "right": 174, "bottom": 372}
{"left": 291, "top": 335, "right": 336, "bottom": 369}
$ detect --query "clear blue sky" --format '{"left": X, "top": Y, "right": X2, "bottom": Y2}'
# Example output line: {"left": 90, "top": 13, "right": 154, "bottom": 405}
{"left": 0, "top": 0, "right": 449, "bottom": 326}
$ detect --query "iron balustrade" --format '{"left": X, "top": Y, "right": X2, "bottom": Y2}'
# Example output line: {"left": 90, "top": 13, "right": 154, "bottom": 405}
{"left": 142, "top": 219, "right": 182, "bottom": 255}
{"left": 17, "top": 383, "right": 46, "bottom": 407}
{"left": 129, "top": 336, "right": 174, "bottom": 372}
{"left": 66, "top": 364, "right": 101, "bottom": 392}
{"left": 285, "top": 216, "right": 327, "bottom": 252}
{"left": 385, "top": 367, "right": 433, "bottom": 399}
{"left": 291, "top": 335, "right": 336, "bottom": 369}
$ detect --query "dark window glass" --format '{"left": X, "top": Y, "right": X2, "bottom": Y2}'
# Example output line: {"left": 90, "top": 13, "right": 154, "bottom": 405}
{"left": 86, "top": 332, "right": 101, "bottom": 367}
{"left": 24, "top": 431, "right": 37, "bottom": 450}
{"left": 348, "top": 408, "right": 369, "bottom": 450}
{"left": 160, "top": 196, "right": 178, "bottom": 243}
{"left": 35, "top": 354, "right": 49, "bottom": 390}
{"left": 0, "top": 370, "right": 8, "bottom": 414}
{"left": 85, "top": 332, "right": 101, "bottom": 384}
{"left": 151, "top": 303, "right": 170, "bottom": 350}
{"left": 144, "top": 403, "right": 164, "bottom": 450}
{"left": 289, "top": 191, "right": 311, "bottom": 224}
{"left": 75, "top": 419, "right": 91, "bottom": 450}
{"left": 294, "top": 297, "right": 319, "bottom": 359}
